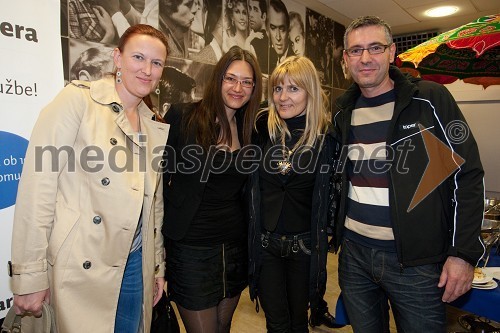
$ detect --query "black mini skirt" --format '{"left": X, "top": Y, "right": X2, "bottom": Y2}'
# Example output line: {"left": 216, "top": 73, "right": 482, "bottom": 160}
{"left": 166, "top": 239, "right": 248, "bottom": 311}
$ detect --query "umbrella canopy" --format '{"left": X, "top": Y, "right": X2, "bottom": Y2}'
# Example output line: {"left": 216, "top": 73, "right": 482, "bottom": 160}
{"left": 397, "top": 14, "right": 500, "bottom": 87}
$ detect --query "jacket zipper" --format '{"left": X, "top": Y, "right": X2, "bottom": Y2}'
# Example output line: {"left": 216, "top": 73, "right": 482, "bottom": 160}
{"left": 222, "top": 243, "right": 226, "bottom": 298}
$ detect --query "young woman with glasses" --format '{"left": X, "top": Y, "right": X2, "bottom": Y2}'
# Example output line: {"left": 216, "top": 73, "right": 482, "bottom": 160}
{"left": 162, "top": 46, "right": 262, "bottom": 333}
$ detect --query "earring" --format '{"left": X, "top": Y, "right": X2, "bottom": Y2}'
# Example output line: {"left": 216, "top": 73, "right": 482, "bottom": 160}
{"left": 155, "top": 87, "right": 161, "bottom": 95}
{"left": 116, "top": 70, "right": 122, "bottom": 84}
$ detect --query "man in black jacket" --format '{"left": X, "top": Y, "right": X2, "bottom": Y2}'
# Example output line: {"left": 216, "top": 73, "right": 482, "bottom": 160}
{"left": 332, "top": 16, "right": 484, "bottom": 332}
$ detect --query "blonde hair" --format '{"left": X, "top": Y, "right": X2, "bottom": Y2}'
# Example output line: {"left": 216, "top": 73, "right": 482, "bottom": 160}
{"left": 267, "top": 56, "right": 330, "bottom": 149}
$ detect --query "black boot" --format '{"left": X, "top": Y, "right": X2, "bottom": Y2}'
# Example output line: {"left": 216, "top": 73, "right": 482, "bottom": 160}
{"left": 309, "top": 308, "right": 345, "bottom": 328}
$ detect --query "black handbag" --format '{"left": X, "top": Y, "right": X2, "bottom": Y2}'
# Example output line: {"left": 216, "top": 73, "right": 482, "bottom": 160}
{"left": 151, "top": 291, "right": 180, "bottom": 333}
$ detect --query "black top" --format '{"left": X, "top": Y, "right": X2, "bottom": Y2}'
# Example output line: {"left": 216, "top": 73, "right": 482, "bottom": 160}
{"left": 181, "top": 149, "right": 248, "bottom": 245}
{"left": 259, "top": 115, "right": 317, "bottom": 234}
{"left": 162, "top": 102, "right": 249, "bottom": 241}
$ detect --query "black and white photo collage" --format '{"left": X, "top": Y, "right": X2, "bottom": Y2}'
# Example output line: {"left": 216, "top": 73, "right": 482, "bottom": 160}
{"left": 60, "top": 0, "right": 353, "bottom": 114}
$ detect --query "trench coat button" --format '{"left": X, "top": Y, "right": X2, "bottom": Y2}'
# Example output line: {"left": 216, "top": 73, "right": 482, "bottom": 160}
{"left": 101, "top": 177, "right": 110, "bottom": 186}
{"left": 111, "top": 103, "right": 122, "bottom": 113}
{"left": 93, "top": 216, "right": 102, "bottom": 224}
{"left": 110, "top": 138, "right": 117, "bottom": 145}
{"left": 83, "top": 261, "right": 92, "bottom": 269}
{"left": 154, "top": 228, "right": 157, "bottom": 236}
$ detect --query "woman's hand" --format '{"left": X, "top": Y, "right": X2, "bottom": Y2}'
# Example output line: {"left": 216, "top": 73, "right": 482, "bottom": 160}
{"left": 244, "top": 29, "right": 263, "bottom": 52}
{"left": 153, "top": 277, "right": 165, "bottom": 306}
{"left": 14, "top": 288, "right": 50, "bottom": 317}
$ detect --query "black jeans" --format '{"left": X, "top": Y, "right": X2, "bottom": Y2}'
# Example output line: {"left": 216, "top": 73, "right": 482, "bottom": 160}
{"left": 258, "top": 232, "right": 311, "bottom": 333}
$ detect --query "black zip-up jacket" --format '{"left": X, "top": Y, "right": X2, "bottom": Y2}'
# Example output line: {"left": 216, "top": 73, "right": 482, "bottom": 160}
{"left": 332, "top": 66, "right": 485, "bottom": 267}
{"left": 247, "top": 113, "right": 338, "bottom": 310}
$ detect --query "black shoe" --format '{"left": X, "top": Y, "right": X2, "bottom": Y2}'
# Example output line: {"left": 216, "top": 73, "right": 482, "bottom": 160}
{"left": 309, "top": 309, "right": 345, "bottom": 328}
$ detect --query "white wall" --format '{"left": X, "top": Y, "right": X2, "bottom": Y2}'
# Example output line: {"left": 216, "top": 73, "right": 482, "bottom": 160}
{"left": 445, "top": 81, "right": 500, "bottom": 198}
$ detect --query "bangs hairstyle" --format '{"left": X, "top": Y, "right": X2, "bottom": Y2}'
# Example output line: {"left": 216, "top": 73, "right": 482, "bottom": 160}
{"left": 267, "top": 56, "right": 330, "bottom": 149}
{"left": 184, "top": 46, "right": 262, "bottom": 149}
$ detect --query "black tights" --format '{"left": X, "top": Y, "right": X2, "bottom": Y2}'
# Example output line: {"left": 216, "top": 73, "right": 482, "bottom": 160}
{"left": 177, "top": 294, "right": 241, "bottom": 333}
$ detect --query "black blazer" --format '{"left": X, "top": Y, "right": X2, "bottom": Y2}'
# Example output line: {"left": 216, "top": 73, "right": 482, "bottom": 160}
{"left": 161, "top": 102, "right": 245, "bottom": 241}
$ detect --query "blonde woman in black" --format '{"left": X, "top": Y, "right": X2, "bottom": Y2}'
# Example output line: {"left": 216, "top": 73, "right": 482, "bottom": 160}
{"left": 248, "top": 56, "right": 339, "bottom": 332}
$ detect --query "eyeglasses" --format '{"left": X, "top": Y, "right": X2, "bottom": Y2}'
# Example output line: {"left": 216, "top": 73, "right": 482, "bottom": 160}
{"left": 222, "top": 74, "right": 255, "bottom": 88}
{"left": 345, "top": 44, "right": 392, "bottom": 57}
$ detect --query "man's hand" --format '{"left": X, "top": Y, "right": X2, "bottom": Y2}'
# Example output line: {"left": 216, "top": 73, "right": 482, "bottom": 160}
{"left": 14, "top": 289, "right": 50, "bottom": 317}
{"left": 438, "top": 256, "right": 473, "bottom": 302}
{"left": 93, "top": 6, "right": 116, "bottom": 44}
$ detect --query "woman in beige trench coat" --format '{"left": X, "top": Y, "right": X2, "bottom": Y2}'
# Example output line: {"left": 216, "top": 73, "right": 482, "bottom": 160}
{"left": 10, "top": 24, "right": 169, "bottom": 333}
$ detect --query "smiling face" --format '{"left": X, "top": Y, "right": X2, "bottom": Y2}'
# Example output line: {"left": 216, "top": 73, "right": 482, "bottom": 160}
{"left": 232, "top": 2, "right": 248, "bottom": 33}
{"left": 343, "top": 25, "right": 395, "bottom": 97}
{"left": 169, "top": 0, "right": 198, "bottom": 29}
{"left": 221, "top": 60, "right": 254, "bottom": 113}
{"left": 272, "top": 75, "right": 307, "bottom": 119}
{"left": 113, "top": 34, "right": 167, "bottom": 105}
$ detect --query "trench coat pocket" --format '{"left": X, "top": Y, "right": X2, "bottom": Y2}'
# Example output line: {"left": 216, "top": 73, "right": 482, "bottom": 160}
{"left": 46, "top": 205, "right": 80, "bottom": 265}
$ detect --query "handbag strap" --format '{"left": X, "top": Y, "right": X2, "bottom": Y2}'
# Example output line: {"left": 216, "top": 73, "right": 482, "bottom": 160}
{"left": 1, "top": 303, "right": 56, "bottom": 333}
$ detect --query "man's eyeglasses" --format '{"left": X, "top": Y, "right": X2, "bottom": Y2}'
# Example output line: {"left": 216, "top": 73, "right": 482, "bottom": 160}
{"left": 345, "top": 44, "right": 391, "bottom": 57}
{"left": 222, "top": 74, "right": 255, "bottom": 88}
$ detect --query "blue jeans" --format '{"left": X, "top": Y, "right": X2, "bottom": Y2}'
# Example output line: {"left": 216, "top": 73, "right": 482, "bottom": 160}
{"left": 114, "top": 248, "right": 143, "bottom": 333}
{"left": 338, "top": 239, "right": 446, "bottom": 333}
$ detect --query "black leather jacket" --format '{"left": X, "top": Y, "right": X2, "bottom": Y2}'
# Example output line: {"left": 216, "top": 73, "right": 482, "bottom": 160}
{"left": 332, "top": 66, "right": 485, "bottom": 267}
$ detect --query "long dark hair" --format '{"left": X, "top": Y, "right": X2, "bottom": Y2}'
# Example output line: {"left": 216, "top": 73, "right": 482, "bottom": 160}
{"left": 184, "top": 46, "right": 262, "bottom": 149}
{"left": 116, "top": 24, "right": 169, "bottom": 122}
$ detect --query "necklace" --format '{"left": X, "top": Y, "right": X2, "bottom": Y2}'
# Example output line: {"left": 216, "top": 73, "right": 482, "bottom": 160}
{"left": 276, "top": 145, "right": 297, "bottom": 175}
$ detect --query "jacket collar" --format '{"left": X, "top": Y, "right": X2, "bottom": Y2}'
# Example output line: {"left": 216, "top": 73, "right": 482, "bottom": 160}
{"left": 73, "top": 77, "right": 169, "bottom": 162}
{"left": 89, "top": 76, "right": 122, "bottom": 105}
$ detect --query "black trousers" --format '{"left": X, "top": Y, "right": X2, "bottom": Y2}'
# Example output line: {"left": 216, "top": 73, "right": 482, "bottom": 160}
{"left": 258, "top": 232, "right": 311, "bottom": 333}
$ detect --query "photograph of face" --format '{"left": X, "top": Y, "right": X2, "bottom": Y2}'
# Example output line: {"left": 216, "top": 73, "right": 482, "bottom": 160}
{"left": 188, "top": 0, "right": 224, "bottom": 64}
{"left": 223, "top": 0, "right": 249, "bottom": 52}
{"left": 289, "top": 11, "right": 305, "bottom": 57}
{"left": 247, "top": 0, "right": 269, "bottom": 75}
{"left": 266, "top": 0, "right": 293, "bottom": 74}
{"left": 68, "top": 39, "right": 114, "bottom": 83}
{"left": 160, "top": 0, "right": 204, "bottom": 58}
{"left": 248, "top": 0, "right": 266, "bottom": 32}
{"left": 267, "top": 0, "right": 289, "bottom": 57}
{"left": 60, "top": 0, "right": 350, "bottom": 108}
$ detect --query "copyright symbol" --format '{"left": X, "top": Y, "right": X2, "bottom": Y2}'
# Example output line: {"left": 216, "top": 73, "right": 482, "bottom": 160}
{"left": 445, "top": 120, "right": 469, "bottom": 144}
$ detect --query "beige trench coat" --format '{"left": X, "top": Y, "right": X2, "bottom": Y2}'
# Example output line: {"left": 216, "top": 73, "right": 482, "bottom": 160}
{"left": 10, "top": 77, "right": 169, "bottom": 332}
